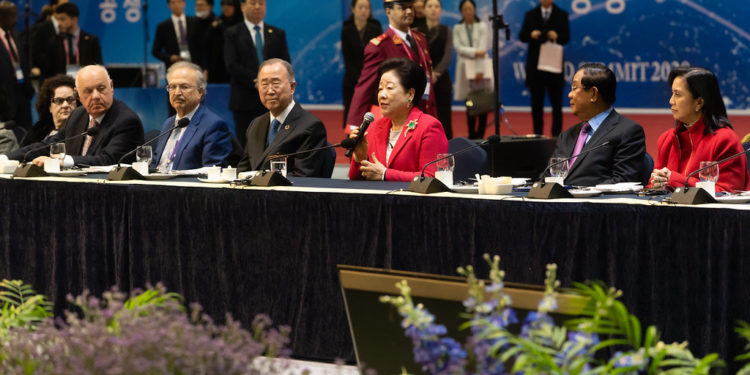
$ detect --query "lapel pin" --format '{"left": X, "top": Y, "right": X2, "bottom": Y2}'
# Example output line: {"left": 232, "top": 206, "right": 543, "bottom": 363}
{"left": 284, "top": 124, "right": 290, "bottom": 130}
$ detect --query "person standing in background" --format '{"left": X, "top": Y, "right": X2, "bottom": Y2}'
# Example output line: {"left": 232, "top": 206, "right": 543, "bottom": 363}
{"left": 206, "top": 0, "right": 243, "bottom": 83}
{"left": 0, "top": 1, "right": 33, "bottom": 136}
{"left": 193, "top": 0, "right": 215, "bottom": 75}
{"left": 416, "top": 0, "right": 451, "bottom": 139}
{"left": 453, "top": 0, "right": 490, "bottom": 139}
{"left": 224, "top": 0, "right": 290, "bottom": 147}
{"left": 519, "top": 0, "right": 569, "bottom": 137}
{"left": 410, "top": 0, "right": 426, "bottom": 30}
{"left": 45, "top": 3, "right": 103, "bottom": 78}
{"left": 341, "top": 0, "right": 381, "bottom": 128}
{"left": 153, "top": 0, "right": 201, "bottom": 69}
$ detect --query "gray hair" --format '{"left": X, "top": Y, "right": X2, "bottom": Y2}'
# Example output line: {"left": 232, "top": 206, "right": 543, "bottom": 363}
{"left": 167, "top": 61, "right": 207, "bottom": 90}
{"left": 258, "top": 58, "right": 295, "bottom": 82}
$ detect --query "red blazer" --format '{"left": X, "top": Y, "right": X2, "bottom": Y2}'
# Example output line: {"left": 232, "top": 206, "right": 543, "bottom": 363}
{"left": 349, "top": 107, "right": 448, "bottom": 181}
{"left": 346, "top": 27, "right": 436, "bottom": 126}
{"left": 654, "top": 118, "right": 750, "bottom": 192}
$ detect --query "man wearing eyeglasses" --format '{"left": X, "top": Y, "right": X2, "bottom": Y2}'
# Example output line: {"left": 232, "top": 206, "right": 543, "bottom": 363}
{"left": 151, "top": 61, "right": 232, "bottom": 171}
{"left": 346, "top": 0, "right": 436, "bottom": 129}
{"left": 237, "top": 59, "right": 329, "bottom": 177}
{"left": 5, "top": 65, "right": 144, "bottom": 167}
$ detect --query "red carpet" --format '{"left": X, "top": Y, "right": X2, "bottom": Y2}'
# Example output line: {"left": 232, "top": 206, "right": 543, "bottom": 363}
{"left": 309, "top": 108, "right": 750, "bottom": 166}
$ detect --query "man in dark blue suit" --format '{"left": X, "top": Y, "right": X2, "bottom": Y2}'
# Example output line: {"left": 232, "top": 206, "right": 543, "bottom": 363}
{"left": 151, "top": 62, "right": 232, "bottom": 171}
{"left": 224, "top": 0, "right": 290, "bottom": 147}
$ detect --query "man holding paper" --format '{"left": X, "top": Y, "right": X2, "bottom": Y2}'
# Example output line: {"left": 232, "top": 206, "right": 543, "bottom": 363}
{"left": 519, "top": 0, "right": 569, "bottom": 137}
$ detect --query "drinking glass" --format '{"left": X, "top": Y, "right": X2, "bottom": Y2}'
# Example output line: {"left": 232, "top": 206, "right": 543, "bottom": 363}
{"left": 435, "top": 153, "right": 454, "bottom": 186}
{"left": 50, "top": 143, "right": 66, "bottom": 167}
{"left": 136, "top": 146, "right": 153, "bottom": 164}
{"left": 270, "top": 156, "right": 287, "bottom": 177}
{"left": 698, "top": 161, "right": 719, "bottom": 182}
{"left": 549, "top": 157, "right": 569, "bottom": 178}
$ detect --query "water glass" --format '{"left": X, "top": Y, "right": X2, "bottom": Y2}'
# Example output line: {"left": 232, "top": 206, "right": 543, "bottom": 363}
{"left": 136, "top": 145, "right": 153, "bottom": 164}
{"left": 50, "top": 143, "right": 66, "bottom": 167}
{"left": 698, "top": 161, "right": 719, "bottom": 182}
{"left": 270, "top": 156, "right": 287, "bottom": 177}
{"left": 435, "top": 153, "right": 454, "bottom": 186}
{"left": 549, "top": 157, "right": 569, "bottom": 178}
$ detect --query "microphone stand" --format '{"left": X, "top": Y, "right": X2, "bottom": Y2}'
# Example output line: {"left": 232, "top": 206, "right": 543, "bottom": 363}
{"left": 142, "top": 0, "right": 150, "bottom": 88}
{"left": 249, "top": 140, "right": 355, "bottom": 187}
{"left": 489, "top": 0, "right": 511, "bottom": 136}
{"left": 526, "top": 141, "right": 611, "bottom": 199}
{"left": 669, "top": 148, "right": 750, "bottom": 204}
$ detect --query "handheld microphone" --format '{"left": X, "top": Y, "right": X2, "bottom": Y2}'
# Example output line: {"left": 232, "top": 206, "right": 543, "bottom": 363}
{"left": 527, "top": 141, "right": 611, "bottom": 199}
{"left": 407, "top": 135, "right": 501, "bottom": 194}
{"left": 107, "top": 117, "right": 190, "bottom": 181}
{"left": 344, "top": 112, "right": 375, "bottom": 158}
{"left": 116, "top": 117, "right": 190, "bottom": 166}
{"left": 671, "top": 147, "right": 750, "bottom": 205}
{"left": 251, "top": 138, "right": 357, "bottom": 187}
{"left": 12, "top": 127, "right": 101, "bottom": 178}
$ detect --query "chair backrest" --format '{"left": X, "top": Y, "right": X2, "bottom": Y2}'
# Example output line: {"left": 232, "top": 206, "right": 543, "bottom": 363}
{"left": 641, "top": 151, "right": 654, "bottom": 185}
{"left": 743, "top": 142, "right": 750, "bottom": 175}
{"left": 321, "top": 143, "right": 336, "bottom": 178}
{"left": 448, "top": 137, "right": 488, "bottom": 183}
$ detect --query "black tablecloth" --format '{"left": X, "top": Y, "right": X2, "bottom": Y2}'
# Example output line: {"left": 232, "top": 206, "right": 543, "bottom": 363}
{"left": 0, "top": 176, "right": 748, "bottom": 369}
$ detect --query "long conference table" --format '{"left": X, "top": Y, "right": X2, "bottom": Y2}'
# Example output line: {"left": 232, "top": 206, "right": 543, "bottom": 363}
{"left": 1, "top": 173, "right": 749, "bottom": 369}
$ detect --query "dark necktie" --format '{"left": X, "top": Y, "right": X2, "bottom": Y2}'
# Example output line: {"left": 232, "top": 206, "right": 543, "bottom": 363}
{"left": 177, "top": 19, "right": 187, "bottom": 47}
{"left": 267, "top": 118, "right": 280, "bottom": 146}
{"left": 5, "top": 31, "right": 18, "bottom": 62}
{"left": 67, "top": 33, "right": 76, "bottom": 64}
{"left": 405, "top": 33, "right": 419, "bottom": 58}
{"left": 254, "top": 25, "right": 264, "bottom": 62}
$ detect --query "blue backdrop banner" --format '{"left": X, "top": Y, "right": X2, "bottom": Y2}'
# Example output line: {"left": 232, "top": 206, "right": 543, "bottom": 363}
{"left": 14, "top": 0, "right": 750, "bottom": 110}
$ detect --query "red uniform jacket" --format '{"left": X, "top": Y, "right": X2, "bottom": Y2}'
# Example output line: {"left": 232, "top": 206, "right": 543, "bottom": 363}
{"left": 349, "top": 107, "right": 448, "bottom": 182}
{"left": 346, "top": 27, "right": 436, "bottom": 126}
{"left": 654, "top": 118, "right": 750, "bottom": 192}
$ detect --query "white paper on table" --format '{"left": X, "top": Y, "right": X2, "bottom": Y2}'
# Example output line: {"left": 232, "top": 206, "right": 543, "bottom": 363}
{"left": 537, "top": 42, "right": 563, "bottom": 74}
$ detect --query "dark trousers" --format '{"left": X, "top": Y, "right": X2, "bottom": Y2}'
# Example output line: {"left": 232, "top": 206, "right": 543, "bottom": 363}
{"left": 342, "top": 83, "right": 354, "bottom": 128}
{"left": 530, "top": 81, "right": 564, "bottom": 136}
{"left": 434, "top": 75, "right": 453, "bottom": 139}
{"left": 466, "top": 112, "right": 487, "bottom": 140}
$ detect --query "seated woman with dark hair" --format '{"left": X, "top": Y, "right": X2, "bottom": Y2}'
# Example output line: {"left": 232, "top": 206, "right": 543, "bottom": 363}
{"left": 348, "top": 57, "right": 448, "bottom": 181}
{"left": 650, "top": 67, "right": 750, "bottom": 192}
{"left": 20, "top": 74, "right": 78, "bottom": 147}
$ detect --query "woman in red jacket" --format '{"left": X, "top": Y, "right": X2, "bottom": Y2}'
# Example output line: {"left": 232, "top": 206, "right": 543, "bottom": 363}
{"left": 650, "top": 67, "right": 750, "bottom": 192}
{"left": 349, "top": 58, "right": 448, "bottom": 181}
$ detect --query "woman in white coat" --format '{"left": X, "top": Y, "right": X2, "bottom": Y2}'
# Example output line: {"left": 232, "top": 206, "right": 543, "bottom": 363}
{"left": 453, "top": 0, "right": 492, "bottom": 139}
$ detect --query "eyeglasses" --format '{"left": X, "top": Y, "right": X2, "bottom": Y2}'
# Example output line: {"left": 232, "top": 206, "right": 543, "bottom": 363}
{"left": 166, "top": 84, "right": 197, "bottom": 92}
{"left": 51, "top": 96, "right": 76, "bottom": 105}
{"left": 257, "top": 79, "right": 287, "bottom": 91}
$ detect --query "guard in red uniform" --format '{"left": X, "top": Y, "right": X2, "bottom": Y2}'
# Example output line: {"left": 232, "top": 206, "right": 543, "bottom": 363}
{"left": 345, "top": 0, "right": 436, "bottom": 127}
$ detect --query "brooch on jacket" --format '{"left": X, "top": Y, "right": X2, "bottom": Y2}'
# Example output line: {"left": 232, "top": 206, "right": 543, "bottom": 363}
{"left": 405, "top": 119, "right": 417, "bottom": 135}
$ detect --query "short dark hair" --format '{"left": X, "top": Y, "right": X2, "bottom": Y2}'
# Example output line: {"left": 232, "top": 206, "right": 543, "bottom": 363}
{"left": 669, "top": 66, "right": 731, "bottom": 133}
{"left": 36, "top": 74, "right": 76, "bottom": 119}
{"left": 53, "top": 2, "right": 79, "bottom": 18}
{"left": 384, "top": 0, "right": 413, "bottom": 9}
{"left": 578, "top": 63, "right": 616, "bottom": 106}
{"left": 377, "top": 57, "right": 426, "bottom": 106}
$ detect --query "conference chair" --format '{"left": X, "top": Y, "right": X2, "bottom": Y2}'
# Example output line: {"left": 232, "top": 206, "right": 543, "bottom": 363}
{"left": 448, "top": 137, "right": 488, "bottom": 184}
{"left": 744, "top": 142, "right": 750, "bottom": 175}
{"left": 322, "top": 144, "right": 336, "bottom": 178}
{"left": 641, "top": 152, "right": 654, "bottom": 186}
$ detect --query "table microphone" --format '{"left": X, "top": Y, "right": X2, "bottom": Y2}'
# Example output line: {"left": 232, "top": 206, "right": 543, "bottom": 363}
{"left": 13, "top": 127, "right": 101, "bottom": 178}
{"left": 250, "top": 138, "right": 357, "bottom": 187}
{"left": 344, "top": 112, "right": 375, "bottom": 158}
{"left": 527, "top": 141, "right": 611, "bottom": 199}
{"left": 670, "top": 147, "right": 750, "bottom": 205}
{"left": 107, "top": 117, "right": 190, "bottom": 181}
{"left": 408, "top": 134, "right": 500, "bottom": 194}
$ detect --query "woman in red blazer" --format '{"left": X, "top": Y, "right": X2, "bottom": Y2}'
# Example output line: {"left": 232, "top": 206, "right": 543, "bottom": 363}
{"left": 650, "top": 67, "right": 750, "bottom": 192}
{"left": 349, "top": 58, "right": 448, "bottom": 181}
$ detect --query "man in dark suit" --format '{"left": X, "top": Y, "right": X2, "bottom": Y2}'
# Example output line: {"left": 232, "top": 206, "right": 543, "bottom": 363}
{"left": 41, "top": 3, "right": 103, "bottom": 78}
{"left": 0, "top": 1, "right": 33, "bottom": 134}
{"left": 237, "top": 59, "right": 328, "bottom": 177}
{"left": 346, "top": 0, "right": 435, "bottom": 127}
{"left": 519, "top": 0, "right": 569, "bottom": 136}
{"left": 549, "top": 63, "right": 645, "bottom": 186}
{"left": 151, "top": 62, "right": 232, "bottom": 170}
{"left": 28, "top": 11, "right": 59, "bottom": 80}
{"left": 152, "top": 0, "right": 201, "bottom": 69}
{"left": 6, "top": 65, "right": 145, "bottom": 167}
{"left": 224, "top": 0, "right": 290, "bottom": 147}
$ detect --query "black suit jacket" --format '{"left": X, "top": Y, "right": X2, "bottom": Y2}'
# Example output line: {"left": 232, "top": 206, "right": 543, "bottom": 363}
{"left": 519, "top": 4, "right": 570, "bottom": 86}
{"left": 152, "top": 16, "right": 202, "bottom": 68}
{"left": 8, "top": 99, "right": 145, "bottom": 165}
{"left": 550, "top": 109, "right": 646, "bottom": 186}
{"left": 223, "top": 22, "right": 290, "bottom": 112}
{"left": 29, "top": 20, "right": 56, "bottom": 78}
{"left": 0, "top": 31, "right": 33, "bottom": 127}
{"left": 45, "top": 30, "right": 103, "bottom": 77}
{"left": 237, "top": 103, "right": 328, "bottom": 177}
{"left": 340, "top": 18, "right": 381, "bottom": 93}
